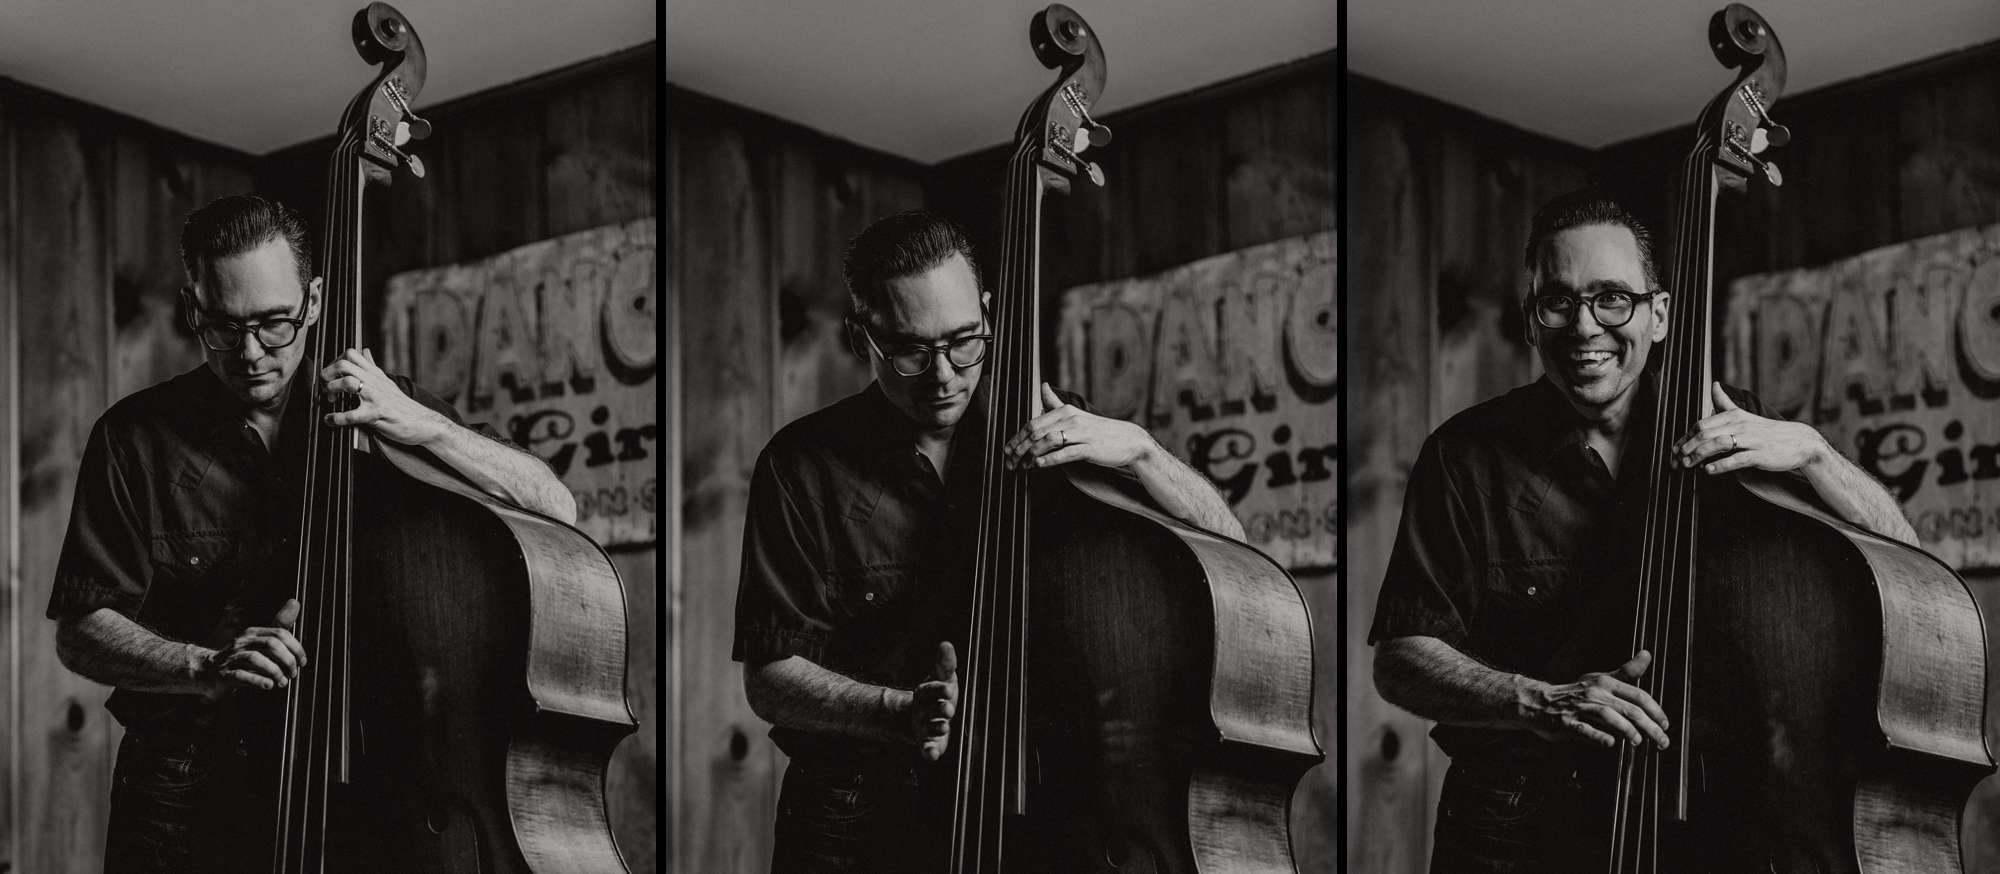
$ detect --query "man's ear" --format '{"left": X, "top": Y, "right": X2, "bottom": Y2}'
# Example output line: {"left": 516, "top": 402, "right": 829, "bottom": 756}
{"left": 179, "top": 287, "right": 199, "bottom": 333}
{"left": 844, "top": 317, "right": 866, "bottom": 361}
{"left": 1520, "top": 298, "right": 1538, "bottom": 348}
{"left": 304, "top": 277, "right": 325, "bottom": 326}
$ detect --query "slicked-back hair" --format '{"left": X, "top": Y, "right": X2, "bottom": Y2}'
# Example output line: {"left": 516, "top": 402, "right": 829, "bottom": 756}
{"left": 1523, "top": 189, "right": 1661, "bottom": 295}
{"left": 179, "top": 194, "right": 315, "bottom": 293}
{"left": 841, "top": 210, "right": 980, "bottom": 320}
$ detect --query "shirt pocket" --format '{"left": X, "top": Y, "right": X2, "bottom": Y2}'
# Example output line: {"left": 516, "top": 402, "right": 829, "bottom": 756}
{"left": 148, "top": 529, "right": 243, "bottom": 591}
{"left": 823, "top": 563, "right": 917, "bottom": 621}
{"left": 1474, "top": 557, "right": 1573, "bottom": 672}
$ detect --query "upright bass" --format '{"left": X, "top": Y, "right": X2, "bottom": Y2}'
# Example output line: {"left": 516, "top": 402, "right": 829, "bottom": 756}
{"left": 1585, "top": 5, "right": 1994, "bottom": 871}
{"left": 945, "top": 6, "right": 1323, "bottom": 872}
{"left": 257, "top": 5, "right": 637, "bottom": 871}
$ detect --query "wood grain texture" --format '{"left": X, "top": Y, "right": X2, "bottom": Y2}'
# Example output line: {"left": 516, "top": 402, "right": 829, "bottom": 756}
{"left": 15, "top": 108, "right": 116, "bottom": 874}
{"left": 672, "top": 94, "right": 781, "bottom": 874}
{"left": 1011, "top": 465, "right": 1318, "bottom": 873}
{"left": 369, "top": 435, "right": 637, "bottom": 874}
{"left": 1346, "top": 80, "right": 1440, "bottom": 874}
{"left": 0, "top": 95, "right": 18, "bottom": 871}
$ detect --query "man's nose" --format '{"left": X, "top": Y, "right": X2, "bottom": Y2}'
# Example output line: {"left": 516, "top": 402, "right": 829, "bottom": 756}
{"left": 1568, "top": 304, "right": 1607, "bottom": 337}
{"left": 924, "top": 351, "right": 959, "bottom": 380}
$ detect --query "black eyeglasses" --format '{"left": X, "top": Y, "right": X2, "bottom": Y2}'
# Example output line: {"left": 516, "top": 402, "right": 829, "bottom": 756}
{"left": 189, "top": 295, "right": 308, "bottom": 352}
{"left": 1531, "top": 289, "right": 1658, "bottom": 329}
{"left": 859, "top": 322, "right": 993, "bottom": 377}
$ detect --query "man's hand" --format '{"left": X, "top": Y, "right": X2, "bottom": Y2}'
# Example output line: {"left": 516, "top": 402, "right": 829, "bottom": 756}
{"left": 1003, "top": 383, "right": 1158, "bottom": 471}
{"left": 202, "top": 599, "right": 307, "bottom": 698}
{"left": 321, "top": 347, "right": 452, "bottom": 446}
{"left": 1675, "top": 382, "right": 1827, "bottom": 476}
{"left": 907, "top": 642, "right": 958, "bottom": 761}
{"left": 1516, "top": 650, "right": 1671, "bottom": 749}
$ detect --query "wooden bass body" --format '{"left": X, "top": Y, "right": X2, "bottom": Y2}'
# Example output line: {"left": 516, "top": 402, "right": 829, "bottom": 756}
{"left": 1582, "top": 468, "right": 1992, "bottom": 873}
{"left": 1019, "top": 465, "right": 1322, "bottom": 873}
{"left": 275, "top": 438, "right": 635, "bottom": 873}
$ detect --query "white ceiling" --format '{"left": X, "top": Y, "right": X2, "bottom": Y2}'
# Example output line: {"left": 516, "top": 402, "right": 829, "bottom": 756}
{"left": 664, "top": 0, "right": 1339, "bottom": 165}
{"left": 1350, "top": 0, "right": 2000, "bottom": 149}
{"left": 0, "top": 0, "right": 656, "bottom": 155}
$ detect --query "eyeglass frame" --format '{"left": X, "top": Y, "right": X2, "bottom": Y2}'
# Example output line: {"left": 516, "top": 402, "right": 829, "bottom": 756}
{"left": 852, "top": 314, "right": 995, "bottom": 377}
{"left": 182, "top": 289, "right": 310, "bottom": 353}
{"left": 1527, "top": 287, "right": 1661, "bottom": 330}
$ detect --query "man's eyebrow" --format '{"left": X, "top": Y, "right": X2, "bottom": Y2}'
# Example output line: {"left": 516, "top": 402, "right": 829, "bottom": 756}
{"left": 1537, "top": 279, "right": 1636, "bottom": 296}
{"left": 199, "top": 304, "right": 297, "bottom": 321}
{"left": 1580, "top": 279, "right": 1637, "bottom": 295}
{"left": 877, "top": 319, "right": 984, "bottom": 344}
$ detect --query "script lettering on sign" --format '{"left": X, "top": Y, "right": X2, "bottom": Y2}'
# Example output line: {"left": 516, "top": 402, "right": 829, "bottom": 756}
{"left": 1724, "top": 222, "right": 2000, "bottom": 568}
{"left": 381, "top": 217, "right": 658, "bottom": 546}
{"left": 1056, "top": 232, "right": 1337, "bottom": 570}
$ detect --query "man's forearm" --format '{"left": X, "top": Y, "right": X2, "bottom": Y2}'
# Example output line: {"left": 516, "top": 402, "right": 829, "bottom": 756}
{"left": 1131, "top": 444, "right": 1246, "bottom": 540}
{"left": 1373, "top": 634, "right": 1534, "bottom": 729}
{"left": 56, "top": 608, "right": 212, "bottom": 695}
{"left": 744, "top": 655, "right": 909, "bottom": 745}
{"left": 1804, "top": 445, "right": 1919, "bottom": 546}
{"left": 421, "top": 420, "right": 579, "bottom": 524}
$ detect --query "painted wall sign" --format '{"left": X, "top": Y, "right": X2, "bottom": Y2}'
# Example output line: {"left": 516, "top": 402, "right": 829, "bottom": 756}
{"left": 1724, "top": 222, "right": 2000, "bottom": 568}
{"left": 1056, "top": 231, "right": 1337, "bottom": 570}
{"left": 381, "top": 217, "right": 658, "bottom": 546}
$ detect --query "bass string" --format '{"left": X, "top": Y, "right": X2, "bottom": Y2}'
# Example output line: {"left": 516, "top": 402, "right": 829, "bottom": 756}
{"left": 954, "top": 132, "right": 1040, "bottom": 873}
{"left": 277, "top": 131, "right": 339, "bottom": 872}
{"left": 1612, "top": 124, "right": 1717, "bottom": 874}
{"left": 274, "top": 128, "right": 365, "bottom": 873}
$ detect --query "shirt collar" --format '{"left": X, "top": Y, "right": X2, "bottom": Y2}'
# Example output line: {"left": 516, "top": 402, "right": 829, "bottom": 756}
{"left": 1528, "top": 373, "right": 1658, "bottom": 470}
{"left": 183, "top": 359, "right": 317, "bottom": 438}
{"left": 854, "top": 379, "right": 984, "bottom": 445}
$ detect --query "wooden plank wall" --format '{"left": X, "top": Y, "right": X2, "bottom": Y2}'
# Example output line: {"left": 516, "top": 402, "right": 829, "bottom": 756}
{"left": 1343, "top": 74, "right": 1589, "bottom": 873}
{"left": 258, "top": 43, "right": 660, "bottom": 872}
{"left": 1594, "top": 41, "right": 2000, "bottom": 873}
{"left": 926, "top": 53, "right": 1339, "bottom": 872}
{"left": 667, "top": 85, "right": 927, "bottom": 874}
{"left": 0, "top": 78, "right": 256, "bottom": 873}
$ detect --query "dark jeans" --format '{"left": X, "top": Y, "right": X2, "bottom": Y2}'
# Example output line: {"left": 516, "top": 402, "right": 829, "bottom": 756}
{"left": 1430, "top": 758, "right": 1591, "bottom": 874}
{"left": 103, "top": 733, "right": 270, "bottom": 874}
{"left": 769, "top": 757, "right": 929, "bottom": 874}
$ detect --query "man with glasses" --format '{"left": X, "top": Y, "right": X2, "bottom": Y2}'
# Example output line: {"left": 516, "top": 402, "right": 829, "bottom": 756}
{"left": 45, "top": 194, "right": 575, "bottom": 872}
{"left": 1365, "top": 189, "right": 1916, "bottom": 872}
{"left": 732, "top": 209, "right": 1241, "bottom": 873}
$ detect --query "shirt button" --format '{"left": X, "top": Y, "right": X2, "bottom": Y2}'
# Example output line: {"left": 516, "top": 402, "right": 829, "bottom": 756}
{"left": 1526, "top": 586, "right": 1538, "bottom": 596}
{"left": 864, "top": 592, "right": 876, "bottom": 602}
{"left": 189, "top": 556, "right": 202, "bottom": 567}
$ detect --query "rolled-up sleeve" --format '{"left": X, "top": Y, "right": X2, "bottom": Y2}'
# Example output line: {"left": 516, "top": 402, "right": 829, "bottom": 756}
{"left": 46, "top": 419, "right": 150, "bottom": 620}
{"left": 1367, "top": 434, "right": 1476, "bottom": 648}
{"left": 731, "top": 451, "right": 833, "bottom": 665}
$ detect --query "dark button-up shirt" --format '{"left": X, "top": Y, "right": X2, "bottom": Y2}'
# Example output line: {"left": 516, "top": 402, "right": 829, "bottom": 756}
{"left": 46, "top": 362, "right": 465, "bottom": 739}
{"left": 1368, "top": 375, "right": 1764, "bottom": 764}
{"left": 732, "top": 382, "right": 1088, "bottom": 762}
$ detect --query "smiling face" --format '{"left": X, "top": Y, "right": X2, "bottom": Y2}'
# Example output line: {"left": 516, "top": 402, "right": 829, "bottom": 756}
{"left": 1527, "top": 223, "right": 1669, "bottom": 425}
{"left": 189, "top": 236, "right": 322, "bottom": 410}
{"left": 859, "top": 252, "right": 987, "bottom": 435}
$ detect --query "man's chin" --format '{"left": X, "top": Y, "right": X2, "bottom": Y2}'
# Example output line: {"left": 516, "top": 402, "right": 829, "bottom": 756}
{"left": 1555, "top": 372, "right": 1636, "bottom": 408}
{"left": 902, "top": 401, "right": 965, "bottom": 430}
{"left": 233, "top": 381, "right": 284, "bottom": 408}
